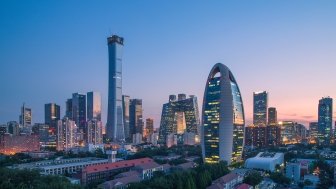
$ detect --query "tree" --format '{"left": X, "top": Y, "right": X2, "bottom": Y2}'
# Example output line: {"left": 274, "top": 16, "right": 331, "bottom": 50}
{"left": 243, "top": 171, "right": 263, "bottom": 187}
{"left": 269, "top": 172, "right": 290, "bottom": 185}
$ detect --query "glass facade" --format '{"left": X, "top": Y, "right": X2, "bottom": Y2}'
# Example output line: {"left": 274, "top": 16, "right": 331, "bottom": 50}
{"left": 122, "top": 95, "right": 130, "bottom": 141}
{"left": 230, "top": 79, "right": 244, "bottom": 162}
{"left": 107, "top": 35, "right": 125, "bottom": 141}
{"left": 44, "top": 103, "right": 60, "bottom": 129}
{"left": 72, "top": 93, "right": 86, "bottom": 131}
{"left": 158, "top": 94, "right": 200, "bottom": 145}
{"left": 318, "top": 97, "right": 333, "bottom": 145}
{"left": 203, "top": 77, "right": 221, "bottom": 163}
{"left": 202, "top": 63, "right": 245, "bottom": 164}
{"left": 87, "top": 92, "right": 102, "bottom": 122}
{"left": 253, "top": 91, "right": 268, "bottom": 126}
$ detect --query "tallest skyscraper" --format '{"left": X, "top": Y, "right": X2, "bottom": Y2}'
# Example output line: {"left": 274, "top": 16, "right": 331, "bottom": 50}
{"left": 107, "top": 35, "right": 125, "bottom": 142}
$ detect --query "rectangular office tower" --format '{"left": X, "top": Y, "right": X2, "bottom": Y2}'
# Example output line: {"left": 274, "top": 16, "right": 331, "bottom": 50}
{"left": 87, "top": 92, "right": 102, "bottom": 121}
{"left": 72, "top": 93, "right": 86, "bottom": 131}
{"left": 129, "top": 99, "right": 143, "bottom": 137}
{"left": 106, "top": 35, "right": 125, "bottom": 142}
{"left": 318, "top": 97, "right": 333, "bottom": 145}
{"left": 19, "top": 103, "right": 32, "bottom": 129}
{"left": 45, "top": 103, "right": 60, "bottom": 129}
{"left": 253, "top": 91, "right": 268, "bottom": 126}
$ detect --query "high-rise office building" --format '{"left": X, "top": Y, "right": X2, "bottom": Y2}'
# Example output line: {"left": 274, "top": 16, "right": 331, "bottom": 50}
{"left": 266, "top": 125, "right": 281, "bottom": 147}
{"left": 86, "top": 120, "right": 103, "bottom": 145}
{"left": 279, "top": 121, "right": 296, "bottom": 144}
{"left": 253, "top": 91, "right": 268, "bottom": 126}
{"left": 318, "top": 97, "right": 333, "bottom": 145}
{"left": 122, "top": 95, "right": 130, "bottom": 141}
{"left": 33, "top": 123, "right": 51, "bottom": 147}
{"left": 57, "top": 117, "right": 77, "bottom": 151}
{"left": 7, "top": 121, "right": 19, "bottom": 136}
{"left": 19, "top": 103, "right": 32, "bottom": 128}
{"left": 158, "top": 94, "right": 200, "bottom": 145}
{"left": 268, "top": 107, "right": 277, "bottom": 126}
{"left": 65, "top": 98, "right": 73, "bottom": 118}
{"left": 201, "top": 63, "right": 245, "bottom": 164}
{"left": 295, "top": 123, "right": 307, "bottom": 141}
{"left": 145, "top": 118, "right": 154, "bottom": 140}
{"left": 87, "top": 92, "right": 102, "bottom": 122}
{"left": 72, "top": 93, "right": 86, "bottom": 131}
{"left": 244, "top": 125, "right": 267, "bottom": 147}
{"left": 106, "top": 35, "right": 125, "bottom": 142}
{"left": 45, "top": 103, "right": 60, "bottom": 129}
{"left": 129, "top": 99, "right": 143, "bottom": 136}
{"left": 309, "top": 122, "right": 318, "bottom": 142}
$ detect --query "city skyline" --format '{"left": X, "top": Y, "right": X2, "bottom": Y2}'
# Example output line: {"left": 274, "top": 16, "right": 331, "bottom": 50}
{"left": 1, "top": 1, "right": 336, "bottom": 127}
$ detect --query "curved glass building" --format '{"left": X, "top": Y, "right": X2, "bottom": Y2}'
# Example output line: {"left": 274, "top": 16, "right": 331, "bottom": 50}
{"left": 201, "top": 63, "right": 245, "bottom": 164}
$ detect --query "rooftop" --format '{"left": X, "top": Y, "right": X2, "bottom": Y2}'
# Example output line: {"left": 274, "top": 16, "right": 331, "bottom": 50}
{"left": 83, "top": 157, "right": 155, "bottom": 174}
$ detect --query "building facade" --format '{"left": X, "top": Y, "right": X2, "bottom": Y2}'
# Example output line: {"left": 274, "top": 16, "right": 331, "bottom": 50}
{"left": 72, "top": 93, "right": 86, "bottom": 131}
{"left": 44, "top": 103, "right": 60, "bottom": 129}
{"left": 268, "top": 107, "right": 277, "bottom": 126}
{"left": 106, "top": 35, "right": 125, "bottom": 142}
{"left": 19, "top": 103, "right": 32, "bottom": 129}
{"left": 57, "top": 118, "right": 77, "bottom": 151}
{"left": 202, "top": 63, "right": 245, "bottom": 164}
{"left": 86, "top": 119, "right": 103, "bottom": 145}
{"left": 158, "top": 94, "right": 200, "bottom": 146}
{"left": 253, "top": 91, "right": 268, "bottom": 126}
{"left": 122, "top": 95, "right": 130, "bottom": 141}
{"left": 309, "top": 122, "right": 319, "bottom": 143}
{"left": 145, "top": 118, "right": 154, "bottom": 140}
{"left": 87, "top": 92, "right": 102, "bottom": 122}
{"left": 318, "top": 97, "right": 333, "bottom": 145}
{"left": 129, "top": 99, "right": 143, "bottom": 137}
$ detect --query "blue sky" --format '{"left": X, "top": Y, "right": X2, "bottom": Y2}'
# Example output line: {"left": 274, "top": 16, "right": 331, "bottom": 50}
{"left": 1, "top": 0, "right": 336, "bottom": 127}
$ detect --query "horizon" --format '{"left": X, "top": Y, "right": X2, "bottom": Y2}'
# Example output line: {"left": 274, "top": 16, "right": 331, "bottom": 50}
{"left": 1, "top": 1, "right": 336, "bottom": 128}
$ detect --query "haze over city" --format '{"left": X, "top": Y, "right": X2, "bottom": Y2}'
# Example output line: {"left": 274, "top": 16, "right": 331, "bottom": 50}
{"left": 1, "top": 1, "right": 336, "bottom": 127}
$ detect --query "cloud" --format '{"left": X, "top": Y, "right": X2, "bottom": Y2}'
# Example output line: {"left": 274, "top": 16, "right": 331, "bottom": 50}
{"left": 301, "top": 115, "right": 315, "bottom": 119}
{"left": 279, "top": 113, "right": 297, "bottom": 117}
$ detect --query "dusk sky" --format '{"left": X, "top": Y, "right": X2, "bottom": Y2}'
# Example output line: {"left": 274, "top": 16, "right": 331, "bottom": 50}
{"left": 1, "top": 1, "right": 336, "bottom": 127}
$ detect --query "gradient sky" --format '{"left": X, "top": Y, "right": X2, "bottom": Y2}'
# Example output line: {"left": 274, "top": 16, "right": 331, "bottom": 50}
{"left": 1, "top": 0, "right": 336, "bottom": 127}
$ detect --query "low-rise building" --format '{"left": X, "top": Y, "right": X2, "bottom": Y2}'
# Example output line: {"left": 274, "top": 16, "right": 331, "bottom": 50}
{"left": 80, "top": 158, "right": 161, "bottom": 185}
{"left": 98, "top": 171, "right": 141, "bottom": 189}
{"left": 207, "top": 173, "right": 243, "bottom": 189}
{"left": 235, "top": 183, "right": 253, "bottom": 189}
{"left": 244, "top": 152, "right": 284, "bottom": 172}
{"left": 9, "top": 157, "right": 108, "bottom": 175}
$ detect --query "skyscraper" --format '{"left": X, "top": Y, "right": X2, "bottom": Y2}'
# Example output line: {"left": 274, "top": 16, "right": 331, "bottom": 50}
{"left": 65, "top": 98, "right": 73, "bottom": 118}
{"left": 86, "top": 119, "right": 103, "bottom": 145}
{"left": 202, "top": 63, "right": 245, "bottom": 164}
{"left": 122, "top": 95, "right": 130, "bottom": 141}
{"left": 57, "top": 117, "right": 77, "bottom": 151}
{"left": 244, "top": 125, "right": 267, "bottom": 147}
{"left": 106, "top": 35, "right": 125, "bottom": 142}
{"left": 158, "top": 94, "right": 200, "bottom": 145}
{"left": 145, "top": 118, "right": 154, "bottom": 140}
{"left": 45, "top": 103, "right": 60, "bottom": 129}
{"left": 318, "top": 97, "right": 333, "bottom": 145}
{"left": 19, "top": 103, "right": 32, "bottom": 129}
{"left": 253, "top": 91, "right": 268, "bottom": 126}
{"left": 129, "top": 99, "right": 143, "bottom": 136}
{"left": 7, "top": 121, "right": 19, "bottom": 136}
{"left": 72, "top": 93, "right": 86, "bottom": 131}
{"left": 309, "top": 122, "right": 319, "bottom": 142}
{"left": 279, "top": 121, "right": 296, "bottom": 144}
{"left": 268, "top": 107, "right": 277, "bottom": 126}
{"left": 87, "top": 92, "right": 102, "bottom": 121}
